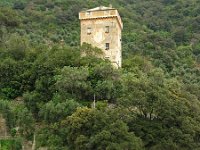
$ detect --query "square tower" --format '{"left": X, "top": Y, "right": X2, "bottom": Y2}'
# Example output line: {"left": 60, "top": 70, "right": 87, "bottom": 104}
{"left": 79, "top": 6, "right": 123, "bottom": 68}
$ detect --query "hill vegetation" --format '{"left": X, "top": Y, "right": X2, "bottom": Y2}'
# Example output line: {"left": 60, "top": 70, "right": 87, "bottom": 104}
{"left": 1, "top": 0, "right": 200, "bottom": 149}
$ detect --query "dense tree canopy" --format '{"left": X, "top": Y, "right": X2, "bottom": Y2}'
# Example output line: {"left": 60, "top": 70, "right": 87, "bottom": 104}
{"left": 1, "top": 0, "right": 200, "bottom": 149}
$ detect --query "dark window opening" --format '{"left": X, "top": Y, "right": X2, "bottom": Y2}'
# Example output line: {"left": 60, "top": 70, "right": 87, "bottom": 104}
{"left": 105, "top": 43, "right": 110, "bottom": 50}
{"left": 87, "top": 11, "right": 91, "bottom": 15}
{"left": 87, "top": 27, "right": 92, "bottom": 34}
{"left": 105, "top": 26, "right": 109, "bottom": 33}
{"left": 105, "top": 56, "right": 110, "bottom": 59}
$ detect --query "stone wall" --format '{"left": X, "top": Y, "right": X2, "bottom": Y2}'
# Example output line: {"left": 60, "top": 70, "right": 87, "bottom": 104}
{"left": 79, "top": 7, "right": 122, "bottom": 68}
{"left": 0, "top": 114, "right": 9, "bottom": 139}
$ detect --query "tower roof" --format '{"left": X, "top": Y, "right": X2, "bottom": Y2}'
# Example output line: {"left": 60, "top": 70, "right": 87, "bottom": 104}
{"left": 86, "top": 6, "right": 115, "bottom": 12}
{"left": 79, "top": 6, "right": 123, "bottom": 29}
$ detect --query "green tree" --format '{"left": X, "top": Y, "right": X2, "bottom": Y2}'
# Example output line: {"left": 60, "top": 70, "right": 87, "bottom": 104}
{"left": 39, "top": 97, "right": 80, "bottom": 123}
{"left": 63, "top": 107, "right": 143, "bottom": 150}
{"left": 55, "top": 66, "right": 91, "bottom": 99}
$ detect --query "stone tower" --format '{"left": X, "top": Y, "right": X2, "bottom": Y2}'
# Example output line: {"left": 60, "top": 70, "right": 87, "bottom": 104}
{"left": 79, "top": 6, "right": 123, "bottom": 68}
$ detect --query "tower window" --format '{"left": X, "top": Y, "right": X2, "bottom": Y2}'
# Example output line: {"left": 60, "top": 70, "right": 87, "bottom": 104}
{"left": 86, "top": 11, "right": 91, "bottom": 15}
{"left": 105, "top": 43, "right": 110, "bottom": 50}
{"left": 105, "top": 26, "right": 109, "bottom": 33}
{"left": 87, "top": 27, "right": 92, "bottom": 34}
{"left": 105, "top": 56, "right": 110, "bottom": 59}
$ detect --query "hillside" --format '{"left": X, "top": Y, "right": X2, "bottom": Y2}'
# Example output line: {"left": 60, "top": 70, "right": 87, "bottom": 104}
{"left": 1, "top": 0, "right": 200, "bottom": 150}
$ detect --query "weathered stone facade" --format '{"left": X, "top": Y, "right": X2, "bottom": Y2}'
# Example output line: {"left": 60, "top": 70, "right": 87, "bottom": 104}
{"left": 79, "top": 6, "right": 123, "bottom": 68}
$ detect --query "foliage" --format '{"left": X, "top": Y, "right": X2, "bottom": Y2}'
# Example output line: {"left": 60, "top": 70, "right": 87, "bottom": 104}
{"left": 0, "top": 139, "right": 22, "bottom": 150}
{"left": 0, "top": 0, "right": 200, "bottom": 149}
{"left": 63, "top": 107, "right": 143, "bottom": 150}
{"left": 0, "top": 99, "right": 34, "bottom": 139}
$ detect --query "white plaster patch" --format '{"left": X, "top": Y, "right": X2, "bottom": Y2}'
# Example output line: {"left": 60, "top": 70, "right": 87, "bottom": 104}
{"left": 93, "top": 29, "right": 104, "bottom": 43}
